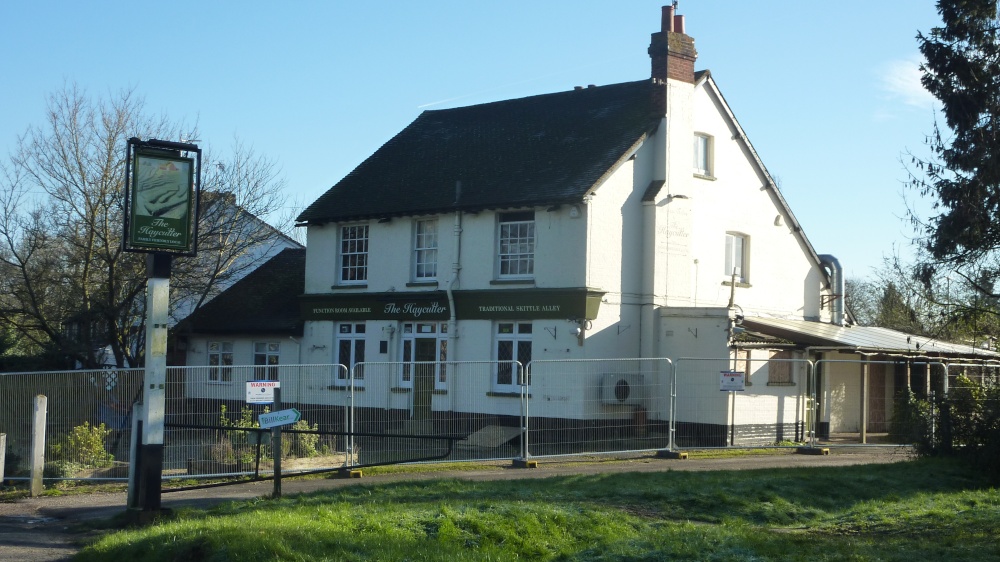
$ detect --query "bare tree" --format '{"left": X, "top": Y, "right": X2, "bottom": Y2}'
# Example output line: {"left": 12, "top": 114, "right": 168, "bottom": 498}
{"left": 0, "top": 85, "right": 292, "bottom": 368}
{"left": 169, "top": 138, "right": 293, "bottom": 324}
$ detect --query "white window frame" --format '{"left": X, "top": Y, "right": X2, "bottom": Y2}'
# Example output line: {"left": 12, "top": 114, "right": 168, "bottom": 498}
{"left": 725, "top": 232, "right": 749, "bottom": 284}
{"left": 412, "top": 219, "right": 438, "bottom": 281}
{"left": 335, "top": 322, "right": 367, "bottom": 385}
{"left": 400, "top": 321, "right": 448, "bottom": 390}
{"left": 207, "top": 341, "right": 234, "bottom": 383}
{"left": 339, "top": 224, "right": 369, "bottom": 285}
{"left": 497, "top": 211, "right": 535, "bottom": 279}
{"left": 494, "top": 321, "right": 532, "bottom": 393}
{"left": 694, "top": 133, "right": 713, "bottom": 177}
{"left": 253, "top": 341, "right": 280, "bottom": 381}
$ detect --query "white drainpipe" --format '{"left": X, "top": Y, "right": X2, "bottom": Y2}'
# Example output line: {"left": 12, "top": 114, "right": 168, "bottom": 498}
{"left": 819, "top": 254, "right": 845, "bottom": 326}
{"left": 447, "top": 182, "right": 463, "bottom": 362}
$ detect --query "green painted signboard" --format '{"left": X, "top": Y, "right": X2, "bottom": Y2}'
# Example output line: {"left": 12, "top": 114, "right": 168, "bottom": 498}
{"left": 301, "top": 288, "right": 604, "bottom": 321}
{"left": 128, "top": 149, "right": 194, "bottom": 252}
{"left": 453, "top": 288, "right": 604, "bottom": 320}
{"left": 301, "top": 292, "right": 451, "bottom": 321}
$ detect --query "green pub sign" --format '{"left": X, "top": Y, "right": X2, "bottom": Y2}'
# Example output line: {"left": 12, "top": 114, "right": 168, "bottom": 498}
{"left": 128, "top": 149, "right": 195, "bottom": 252}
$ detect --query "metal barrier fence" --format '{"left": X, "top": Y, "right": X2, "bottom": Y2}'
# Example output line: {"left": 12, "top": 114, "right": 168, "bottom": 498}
{"left": 165, "top": 364, "right": 347, "bottom": 479}
{"left": 523, "top": 358, "right": 673, "bottom": 458}
{"left": 341, "top": 361, "right": 517, "bottom": 467}
{"left": 672, "top": 357, "right": 813, "bottom": 449}
{"left": 8, "top": 357, "right": 1000, "bottom": 483}
{"left": 812, "top": 359, "right": 948, "bottom": 447}
{"left": 0, "top": 368, "right": 142, "bottom": 481}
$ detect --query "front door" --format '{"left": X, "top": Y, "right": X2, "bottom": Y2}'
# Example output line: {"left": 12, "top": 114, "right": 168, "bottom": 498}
{"left": 413, "top": 338, "right": 436, "bottom": 420}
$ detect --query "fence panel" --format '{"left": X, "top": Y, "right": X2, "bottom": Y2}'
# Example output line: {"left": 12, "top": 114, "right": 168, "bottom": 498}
{"left": 814, "top": 359, "right": 949, "bottom": 446}
{"left": 0, "top": 369, "right": 142, "bottom": 481}
{"left": 935, "top": 362, "right": 1000, "bottom": 454}
{"left": 12, "top": 355, "right": 993, "bottom": 482}
{"left": 523, "top": 358, "right": 672, "bottom": 458}
{"left": 673, "top": 357, "right": 812, "bottom": 449}
{"left": 346, "top": 361, "right": 515, "bottom": 467}
{"left": 165, "top": 364, "right": 348, "bottom": 479}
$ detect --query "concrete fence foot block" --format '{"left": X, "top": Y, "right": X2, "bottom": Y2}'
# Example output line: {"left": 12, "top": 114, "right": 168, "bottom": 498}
{"left": 656, "top": 450, "right": 688, "bottom": 459}
{"left": 338, "top": 468, "right": 364, "bottom": 478}
{"left": 512, "top": 459, "right": 538, "bottom": 469}
{"left": 796, "top": 447, "right": 830, "bottom": 456}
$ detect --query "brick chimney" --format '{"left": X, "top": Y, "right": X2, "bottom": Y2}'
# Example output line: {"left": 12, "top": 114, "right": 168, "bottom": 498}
{"left": 648, "top": 4, "right": 697, "bottom": 113}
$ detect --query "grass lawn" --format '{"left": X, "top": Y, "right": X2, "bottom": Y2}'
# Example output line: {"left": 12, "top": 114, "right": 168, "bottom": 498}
{"left": 76, "top": 457, "right": 999, "bottom": 561}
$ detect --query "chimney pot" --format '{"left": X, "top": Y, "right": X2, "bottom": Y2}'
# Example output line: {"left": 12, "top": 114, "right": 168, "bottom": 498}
{"left": 674, "top": 15, "right": 685, "bottom": 34}
{"left": 662, "top": 5, "right": 674, "bottom": 32}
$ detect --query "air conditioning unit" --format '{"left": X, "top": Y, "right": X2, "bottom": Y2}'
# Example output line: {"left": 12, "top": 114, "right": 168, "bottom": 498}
{"left": 600, "top": 373, "right": 645, "bottom": 405}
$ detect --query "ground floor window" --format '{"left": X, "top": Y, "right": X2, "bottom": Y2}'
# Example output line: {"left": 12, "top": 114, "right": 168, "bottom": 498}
{"left": 401, "top": 322, "right": 448, "bottom": 388}
{"left": 336, "top": 322, "right": 366, "bottom": 384}
{"left": 254, "top": 342, "right": 280, "bottom": 380}
{"left": 495, "top": 321, "right": 532, "bottom": 391}
{"left": 208, "top": 341, "right": 233, "bottom": 382}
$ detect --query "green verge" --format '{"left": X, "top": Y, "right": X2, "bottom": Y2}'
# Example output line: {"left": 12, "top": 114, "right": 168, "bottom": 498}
{"left": 76, "top": 457, "right": 1000, "bottom": 561}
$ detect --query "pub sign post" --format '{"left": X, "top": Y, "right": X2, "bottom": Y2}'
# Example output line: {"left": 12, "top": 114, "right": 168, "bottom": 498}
{"left": 123, "top": 137, "right": 201, "bottom": 515}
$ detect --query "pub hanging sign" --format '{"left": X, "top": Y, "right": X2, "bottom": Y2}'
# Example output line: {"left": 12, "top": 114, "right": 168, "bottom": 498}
{"left": 123, "top": 138, "right": 201, "bottom": 256}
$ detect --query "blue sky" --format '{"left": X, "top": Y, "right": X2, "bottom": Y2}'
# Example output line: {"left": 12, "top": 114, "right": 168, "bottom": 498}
{"left": 1, "top": 1, "right": 942, "bottom": 279}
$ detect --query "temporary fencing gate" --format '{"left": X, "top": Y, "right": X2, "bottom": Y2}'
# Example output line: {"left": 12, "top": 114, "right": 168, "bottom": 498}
{"left": 8, "top": 357, "right": 998, "bottom": 483}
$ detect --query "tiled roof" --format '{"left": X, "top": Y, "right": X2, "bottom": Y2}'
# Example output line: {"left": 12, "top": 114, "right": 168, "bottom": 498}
{"left": 297, "top": 80, "right": 661, "bottom": 224}
{"left": 177, "top": 248, "right": 305, "bottom": 335}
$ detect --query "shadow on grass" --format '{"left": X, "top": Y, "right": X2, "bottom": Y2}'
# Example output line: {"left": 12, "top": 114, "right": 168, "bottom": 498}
{"left": 77, "top": 457, "right": 1000, "bottom": 562}
{"left": 259, "top": 456, "right": 987, "bottom": 526}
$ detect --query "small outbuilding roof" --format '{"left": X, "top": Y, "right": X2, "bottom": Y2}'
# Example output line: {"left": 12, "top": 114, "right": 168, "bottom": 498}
{"left": 176, "top": 248, "right": 305, "bottom": 335}
{"left": 743, "top": 317, "right": 999, "bottom": 359}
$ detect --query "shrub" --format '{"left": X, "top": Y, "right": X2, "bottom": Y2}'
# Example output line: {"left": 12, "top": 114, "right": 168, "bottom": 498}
{"left": 900, "top": 376, "right": 1000, "bottom": 480}
{"left": 215, "top": 404, "right": 266, "bottom": 466}
{"left": 212, "top": 405, "right": 322, "bottom": 463}
{"left": 283, "top": 419, "right": 320, "bottom": 459}
{"left": 890, "top": 389, "right": 934, "bottom": 454}
{"left": 49, "top": 422, "right": 114, "bottom": 469}
{"left": 44, "top": 460, "right": 83, "bottom": 478}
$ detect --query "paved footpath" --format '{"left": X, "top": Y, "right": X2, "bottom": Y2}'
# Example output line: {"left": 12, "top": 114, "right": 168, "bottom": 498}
{"left": 0, "top": 448, "right": 912, "bottom": 561}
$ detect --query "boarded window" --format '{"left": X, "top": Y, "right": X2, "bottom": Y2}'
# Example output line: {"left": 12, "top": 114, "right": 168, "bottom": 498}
{"left": 767, "top": 350, "right": 795, "bottom": 385}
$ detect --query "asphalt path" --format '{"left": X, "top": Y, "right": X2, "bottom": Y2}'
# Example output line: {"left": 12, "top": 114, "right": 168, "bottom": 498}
{"left": 0, "top": 447, "right": 913, "bottom": 561}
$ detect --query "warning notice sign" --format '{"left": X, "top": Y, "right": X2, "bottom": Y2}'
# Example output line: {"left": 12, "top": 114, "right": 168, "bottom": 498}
{"left": 720, "top": 371, "right": 745, "bottom": 392}
{"left": 246, "top": 380, "right": 280, "bottom": 404}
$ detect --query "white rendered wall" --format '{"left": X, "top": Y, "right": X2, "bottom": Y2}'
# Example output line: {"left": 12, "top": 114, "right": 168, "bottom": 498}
{"left": 821, "top": 352, "right": 863, "bottom": 433}
{"left": 683, "top": 81, "right": 826, "bottom": 320}
{"left": 183, "top": 334, "right": 302, "bottom": 401}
